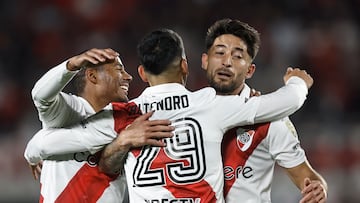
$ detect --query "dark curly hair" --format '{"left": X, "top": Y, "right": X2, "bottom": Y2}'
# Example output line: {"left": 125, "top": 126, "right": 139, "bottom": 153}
{"left": 205, "top": 18, "right": 261, "bottom": 60}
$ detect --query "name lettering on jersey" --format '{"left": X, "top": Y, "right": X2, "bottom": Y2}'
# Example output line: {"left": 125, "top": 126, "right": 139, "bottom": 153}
{"left": 127, "top": 104, "right": 142, "bottom": 115}
{"left": 145, "top": 198, "right": 201, "bottom": 203}
{"left": 224, "top": 165, "right": 253, "bottom": 180}
{"left": 73, "top": 152, "right": 99, "bottom": 167}
{"left": 140, "top": 95, "right": 189, "bottom": 113}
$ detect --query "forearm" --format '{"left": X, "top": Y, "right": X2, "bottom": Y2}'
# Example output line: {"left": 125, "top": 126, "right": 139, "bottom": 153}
{"left": 254, "top": 76, "right": 308, "bottom": 123}
{"left": 24, "top": 128, "right": 89, "bottom": 164}
{"left": 32, "top": 60, "right": 79, "bottom": 104}
{"left": 286, "top": 161, "right": 327, "bottom": 191}
{"left": 98, "top": 141, "right": 130, "bottom": 175}
{"left": 24, "top": 132, "right": 43, "bottom": 165}
{"left": 24, "top": 123, "right": 115, "bottom": 163}
{"left": 303, "top": 168, "right": 328, "bottom": 192}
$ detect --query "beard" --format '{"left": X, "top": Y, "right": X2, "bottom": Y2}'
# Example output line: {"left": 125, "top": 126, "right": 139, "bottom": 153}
{"left": 207, "top": 75, "right": 237, "bottom": 95}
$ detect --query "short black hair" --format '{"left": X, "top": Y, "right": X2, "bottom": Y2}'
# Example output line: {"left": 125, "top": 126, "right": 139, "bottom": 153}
{"left": 137, "top": 28, "right": 185, "bottom": 75}
{"left": 71, "top": 61, "right": 107, "bottom": 95}
{"left": 72, "top": 68, "right": 87, "bottom": 94}
{"left": 205, "top": 18, "right": 261, "bottom": 60}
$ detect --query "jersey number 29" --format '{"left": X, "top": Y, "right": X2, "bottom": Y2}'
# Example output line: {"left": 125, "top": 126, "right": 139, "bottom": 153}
{"left": 133, "top": 117, "right": 206, "bottom": 186}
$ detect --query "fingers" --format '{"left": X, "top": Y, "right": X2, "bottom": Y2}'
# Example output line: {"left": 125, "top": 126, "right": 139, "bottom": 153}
{"left": 299, "top": 191, "right": 312, "bottom": 203}
{"left": 29, "top": 163, "right": 42, "bottom": 180}
{"left": 67, "top": 48, "right": 119, "bottom": 71}
{"left": 286, "top": 67, "right": 293, "bottom": 74}
{"left": 304, "top": 177, "right": 311, "bottom": 186}
{"left": 119, "top": 113, "right": 174, "bottom": 149}
{"left": 131, "top": 111, "right": 172, "bottom": 129}
{"left": 145, "top": 139, "right": 167, "bottom": 147}
{"left": 300, "top": 180, "right": 327, "bottom": 203}
{"left": 250, "top": 88, "right": 261, "bottom": 97}
{"left": 146, "top": 119, "right": 173, "bottom": 127}
{"left": 133, "top": 111, "right": 155, "bottom": 123}
{"left": 84, "top": 48, "right": 119, "bottom": 64}
{"left": 283, "top": 67, "right": 313, "bottom": 89}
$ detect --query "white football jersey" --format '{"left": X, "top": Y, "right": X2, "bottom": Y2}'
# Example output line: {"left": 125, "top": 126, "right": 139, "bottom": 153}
{"left": 26, "top": 77, "right": 307, "bottom": 203}
{"left": 222, "top": 85, "right": 306, "bottom": 203}
{"left": 25, "top": 60, "right": 130, "bottom": 203}
{"left": 122, "top": 82, "right": 306, "bottom": 203}
{"left": 25, "top": 101, "right": 140, "bottom": 203}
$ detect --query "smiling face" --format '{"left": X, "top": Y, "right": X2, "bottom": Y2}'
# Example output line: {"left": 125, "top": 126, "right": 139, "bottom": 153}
{"left": 202, "top": 34, "right": 255, "bottom": 95}
{"left": 97, "top": 57, "right": 133, "bottom": 102}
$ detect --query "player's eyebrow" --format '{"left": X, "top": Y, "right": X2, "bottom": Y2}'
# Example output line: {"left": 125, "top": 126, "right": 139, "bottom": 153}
{"left": 214, "top": 44, "right": 245, "bottom": 52}
{"left": 233, "top": 47, "right": 245, "bottom": 52}
{"left": 214, "top": 44, "right": 226, "bottom": 49}
{"left": 115, "top": 62, "right": 124, "bottom": 68}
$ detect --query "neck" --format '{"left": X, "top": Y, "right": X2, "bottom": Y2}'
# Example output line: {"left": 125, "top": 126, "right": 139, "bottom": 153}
{"left": 80, "top": 92, "right": 109, "bottom": 113}
{"left": 216, "top": 84, "right": 244, "bottom": 96}
{"left": 147, "top": 74, "right": 185, "bottom": 87}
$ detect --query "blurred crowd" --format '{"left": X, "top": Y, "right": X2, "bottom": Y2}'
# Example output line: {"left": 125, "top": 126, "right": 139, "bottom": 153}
{"left": 0, "top": 0, "right": 359, "bottom": 202}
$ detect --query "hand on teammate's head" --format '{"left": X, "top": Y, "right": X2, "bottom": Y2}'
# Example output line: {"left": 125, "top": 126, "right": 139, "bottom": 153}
{"left": 67, "top": 48, "right": 120, "bottom": 71}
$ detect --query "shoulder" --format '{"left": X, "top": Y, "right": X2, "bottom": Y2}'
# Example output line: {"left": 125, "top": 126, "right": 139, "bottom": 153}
{"left": 189, "top": 87, "right": 217, "bottom": 104}
{"left": 192, "top": 87, "right": 216, "bottom": 97}
{"left": 268, "top": 117, "right": 298, "bottom": 139}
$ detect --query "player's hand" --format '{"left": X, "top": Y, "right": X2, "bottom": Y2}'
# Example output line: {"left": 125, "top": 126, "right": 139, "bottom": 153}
{"left": 29, "top": 161, "right": 43, "bottom": 180}
{"left": 250, "top": 88, "right": 261, "bottom": 97}
{"left": 283, "top": 67, "right": 313, "bottom": 89}
{"left": 117, "top": 111, "right": 174, "bottom": 149}
{"left": 66, "top": 48, "right": 119, "bottom": 71}
{"left": 299, "top": 177, "right": 327, "bottom": 203}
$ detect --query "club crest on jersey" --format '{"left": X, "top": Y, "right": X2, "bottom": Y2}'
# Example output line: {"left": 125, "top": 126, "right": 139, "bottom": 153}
{"left": 236, "top": 128, "right": 255, "bottom": 152}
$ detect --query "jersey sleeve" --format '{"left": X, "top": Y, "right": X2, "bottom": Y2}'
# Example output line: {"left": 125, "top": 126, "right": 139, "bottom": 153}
{"left": 24, "top": 110, "right": 118, "bottom": 164}
{"left": 251, "top": 76, "right": 308, "bottom": 123}
{"left": 267, "top": 117, "right": 306, "bottom": 168}
{"left": 31, "top": 60, "right": 82, "bottom": 127}
{"left": 215, "top": 76, "right": 308, "bottom": 130}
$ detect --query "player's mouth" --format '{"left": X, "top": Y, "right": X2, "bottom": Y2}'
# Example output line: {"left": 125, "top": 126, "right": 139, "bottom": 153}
{"left": 216, "top": 69, "right": 233, "bottom": 80}
{"left": 120, "top": 84, "right": 129, "bottom": 94}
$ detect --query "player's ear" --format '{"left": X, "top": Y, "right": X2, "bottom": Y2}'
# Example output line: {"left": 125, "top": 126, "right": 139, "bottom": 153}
{"left": 138, "top": 65, "right": 148, "bottom": 82}
{"left": 201, "top": 53, "right": 208, "bottom": 70}
{"left": 180, "top": 58, "right": 188, "bottom": 75}
{"left": 85, "top": 68, "right": 98, "bottom": 84}
{"left": 246, "top": 64, "right": 256, "bottom": 79}
{"left": 180, "top": 58, "right": 189, "bottom": 85}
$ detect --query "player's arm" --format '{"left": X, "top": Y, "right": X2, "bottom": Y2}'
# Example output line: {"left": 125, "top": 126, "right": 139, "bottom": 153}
{"left": 219, "top": 68, "right": 313, "bottom": 128}
{"left": 284, "top": 161, "right": 328, "bottom": 203}
{"left": 269, "top": 118, "right": 327, "bottom": 202}
{"left": 24, "top": 111, "right": 173, "bottom": 169}
{"left": 252, "top": 67, "right": 313, "bottom": 123}
{"left": 32, "top": 48, "right": 119, "bottom": 127}
{"left": 23, "top": 109, "right": 116, "bottom": 165}
{"left": 98, "top": 111, "right": 174, "bottom": 175}
{"left": 24, "top": 125, "right": 116, "bottom": 166}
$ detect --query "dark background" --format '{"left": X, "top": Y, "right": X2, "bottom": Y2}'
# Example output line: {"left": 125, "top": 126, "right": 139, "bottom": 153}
{"left": 0, "top": 0, "right": 359, "bottom": 202}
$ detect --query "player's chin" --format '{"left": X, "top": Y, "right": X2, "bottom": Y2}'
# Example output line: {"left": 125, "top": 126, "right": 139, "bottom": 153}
{"left": 114, "top": 93, "right": 129, "bottom": 103}
{"left": 121, "top": 95, "right": 129, "bottom": 102}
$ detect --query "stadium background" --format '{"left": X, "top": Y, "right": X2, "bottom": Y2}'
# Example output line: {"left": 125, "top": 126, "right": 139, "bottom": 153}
{"left": 0, "top": 0, "right": 359, "bottom": 202}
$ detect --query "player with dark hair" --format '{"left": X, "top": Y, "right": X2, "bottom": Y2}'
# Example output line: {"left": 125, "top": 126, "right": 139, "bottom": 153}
{"left": 26, "top": 28, "right": 313, "bottom": 202}
{"left": 98, "top": 28, "right": 313, "bottom": 202}
{"left": 202, "top": 18, "right": 327, "bottom": 203}
{"left": 25, "top": 48, "right": 173, "bottom": 203}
